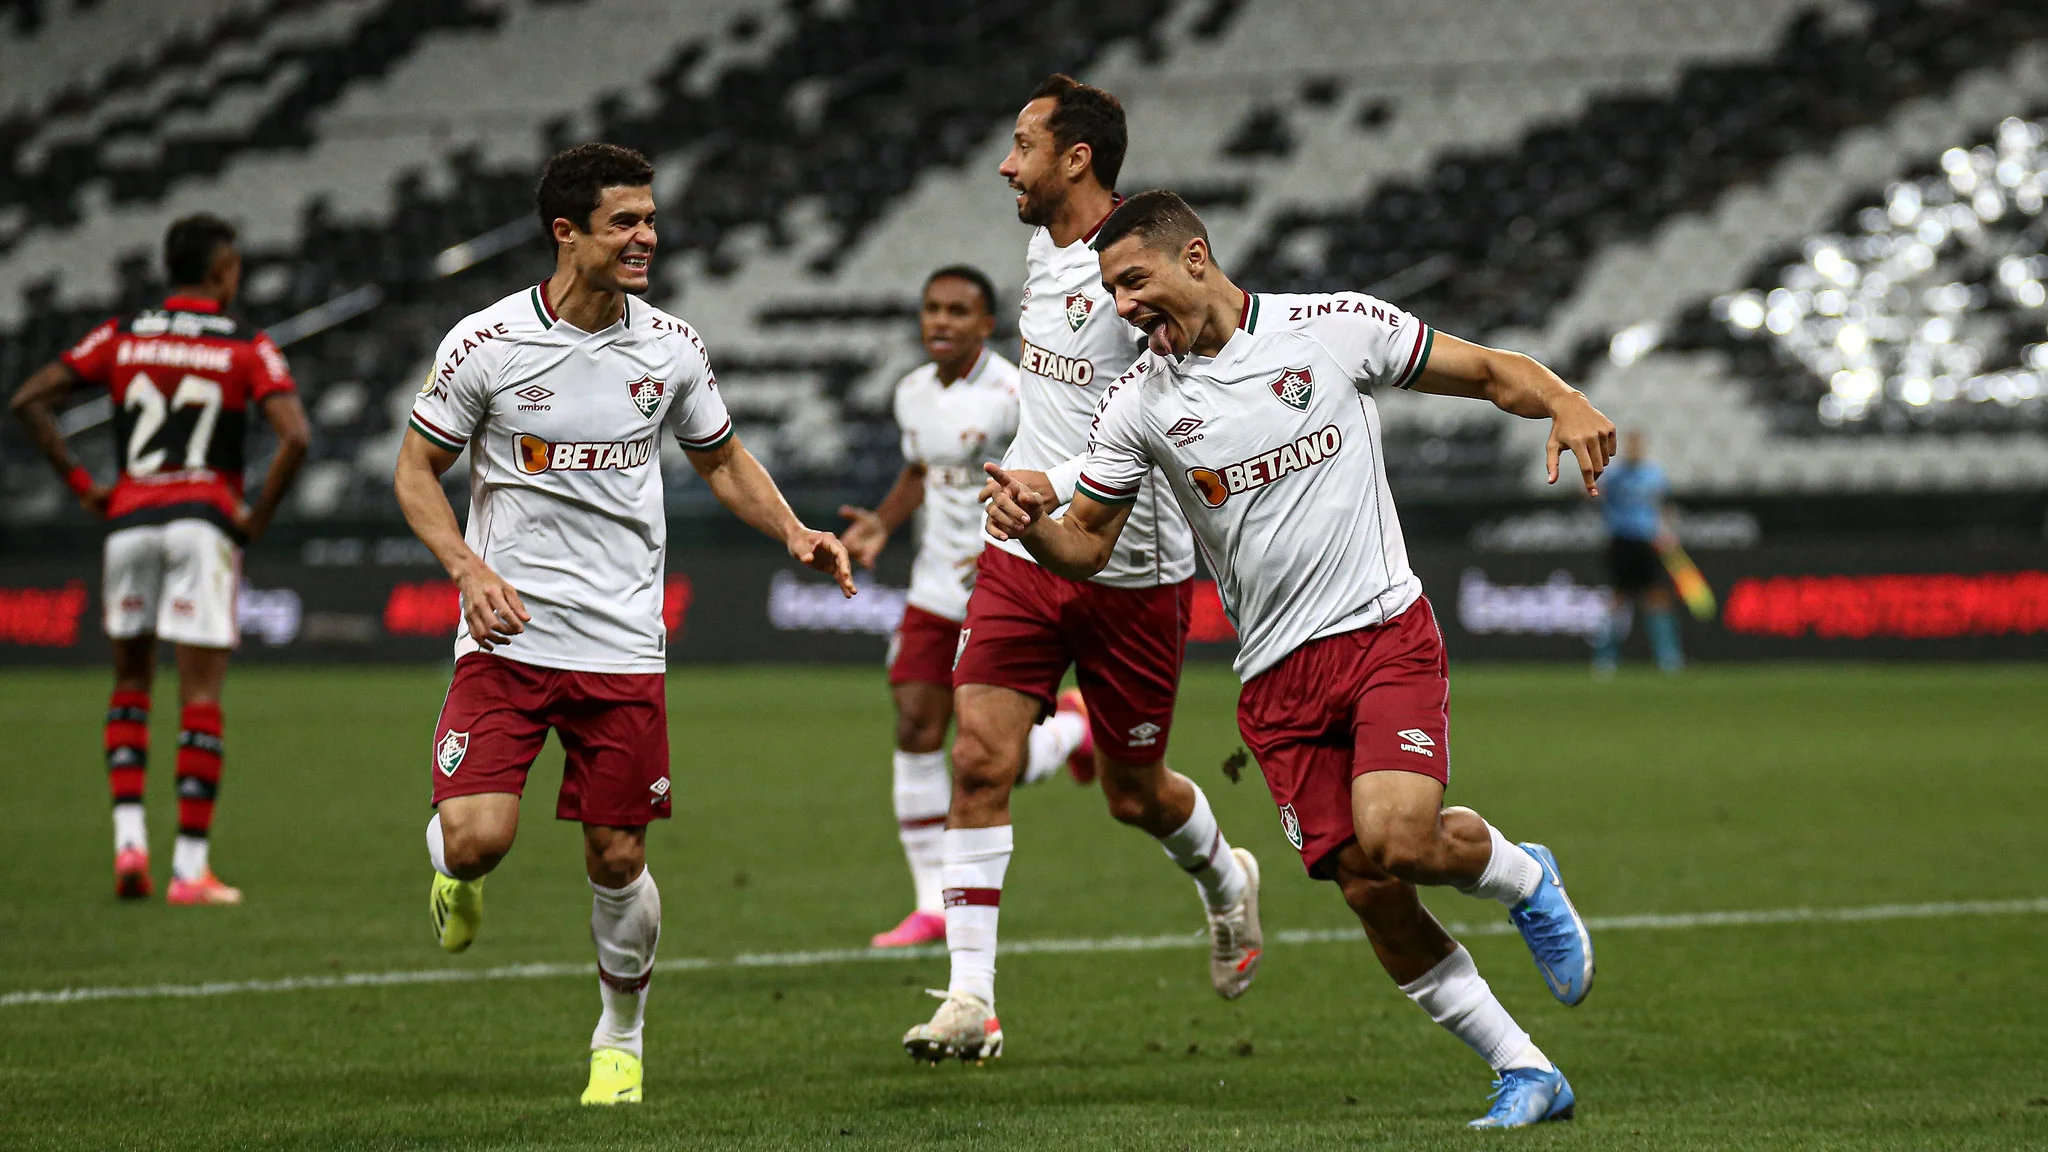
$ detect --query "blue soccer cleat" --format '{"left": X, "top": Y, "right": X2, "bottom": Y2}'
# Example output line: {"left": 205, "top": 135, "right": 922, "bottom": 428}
{"left": 1468, "top": 1065, "right": 1576, "bottom": 1129}
{"left": 1507, "top": 843, "right": 1594, "bottom": 1006}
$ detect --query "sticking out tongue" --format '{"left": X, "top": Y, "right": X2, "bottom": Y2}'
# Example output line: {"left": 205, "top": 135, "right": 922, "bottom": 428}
{"left": 1146, "top": 321, "right": 1175, "bottom": 357}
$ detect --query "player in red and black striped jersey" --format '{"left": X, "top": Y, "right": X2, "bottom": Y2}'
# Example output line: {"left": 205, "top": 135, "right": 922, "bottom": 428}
{"left": 9, "top": 214, "right": 311, "bottom": 905}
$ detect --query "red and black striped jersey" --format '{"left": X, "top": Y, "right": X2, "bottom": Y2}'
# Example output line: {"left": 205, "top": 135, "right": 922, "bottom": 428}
{"left": 61, "top": 295, "right": 297, "bottom": 530}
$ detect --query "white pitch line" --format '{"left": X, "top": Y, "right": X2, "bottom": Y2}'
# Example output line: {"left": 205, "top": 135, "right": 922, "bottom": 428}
{"left": 5, "top": 896, "right": 2043, "bottom": 1010}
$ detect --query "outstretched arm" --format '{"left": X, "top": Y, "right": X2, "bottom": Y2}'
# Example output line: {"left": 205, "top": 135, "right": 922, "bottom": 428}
{"left": 687, "top": 436, "right": 856, "bottom": 597}
{"left": 982, "top": 463, "right": 1132, "bottom": 581}
{"left": 838, "top": 461, "right": 926, "bottom": 570}
{"left": 1410, "top": 331, "right": 1616, "bottom": 495}
{"left": 8, "top": 360, "right": 111, "bottom": 517}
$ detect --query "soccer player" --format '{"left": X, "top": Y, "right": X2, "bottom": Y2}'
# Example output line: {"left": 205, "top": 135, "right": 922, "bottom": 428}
{"left": 901, "top": 77, "right": 1262, "bottom": 1064}
{"left": 392, "top": 143, "right": 854, "bottom": 1106}
{"left": 838, "top": 264, "right": 1091, "bottom": 950}
{"left": 1592, "top": 430, "right": 1683, "bottom": 674}
{"left": 9, "top": 214, "right": 310, "bottom": 905}
{"left": 983, "top": 190, "right": 1611, "bottom": 1129}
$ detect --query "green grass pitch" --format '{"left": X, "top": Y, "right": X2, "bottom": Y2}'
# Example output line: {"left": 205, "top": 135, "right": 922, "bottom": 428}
{"left": 1, "top": 662, "right": 2044, "bottom": 1150}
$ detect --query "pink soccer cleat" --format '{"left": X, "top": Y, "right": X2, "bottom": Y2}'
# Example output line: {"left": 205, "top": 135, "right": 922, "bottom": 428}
{"left": 114, "top": 847, "right": 153, "bottom": 900}
{"left": 871, "top": 910, "right": 946, "bottom": 949}
{"left": 166, "top": 872, "right": 243, "bottom": 906}
{"left": 1057, "top": 689, "right": 1095, "bottom": 785}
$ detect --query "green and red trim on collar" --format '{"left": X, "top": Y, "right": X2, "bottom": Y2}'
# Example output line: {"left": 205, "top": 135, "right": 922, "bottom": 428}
{"left": 1080, "top": 194, "right": 1125, "bottom": 245}
{"left": 1238, "top": 291, "right": 1261, "bottom": 334}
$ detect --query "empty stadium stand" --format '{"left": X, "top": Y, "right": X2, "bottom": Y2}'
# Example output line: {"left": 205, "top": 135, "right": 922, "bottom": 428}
{"left": 4, "top": 0, "right": 2046, "bottom": 526}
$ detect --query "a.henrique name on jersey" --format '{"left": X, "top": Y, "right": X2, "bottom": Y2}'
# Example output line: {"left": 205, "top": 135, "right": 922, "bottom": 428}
{"left": 515, "top": 433, "right": 656, "bottom": 474}
{"left": 1019, "top": 338, "right": 1093, "bottom": 387}
{"left": 1187, "top": 423, "right": 1343, "bottom": 508}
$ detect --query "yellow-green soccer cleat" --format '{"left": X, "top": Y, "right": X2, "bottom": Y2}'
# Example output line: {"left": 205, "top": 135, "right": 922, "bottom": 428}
{"left": 429, "top": 872, "right": 485, "bottom": 953}
{"left": 581, "top": 1047, "right": 643, "bottom": 1105}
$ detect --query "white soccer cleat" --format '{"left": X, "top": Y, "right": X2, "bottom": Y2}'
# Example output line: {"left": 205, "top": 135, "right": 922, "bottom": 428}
{"left": 902, "top": 989, "right": 1003, "bottom": 1065}
{"left": 1207, "top": 847, "right": 1263, "bottom": 1000}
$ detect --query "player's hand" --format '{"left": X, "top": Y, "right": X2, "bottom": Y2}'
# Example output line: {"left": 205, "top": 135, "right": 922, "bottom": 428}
{"left": 789, "top": 527, "right": 857, "bottom": 598}
{"left": 229, "top": 502, "right": 264, "bottom": 544}
{"left": 977, "top": 467, "right": 1055, "bottom": 510}
{"left": 982, "top": 463, "right": 1046, "bottom": 542}
{"left": 836, "top": 504, "right": 888, "bottom": 570}
{"left": 454, "top": 562, "right": 530, "bottom": 650}
{"left": 1545, "top": 393, "right": 1617, "bottom": 497}
{"left": 76, "top": 482, "right": 112, "bottom": 520}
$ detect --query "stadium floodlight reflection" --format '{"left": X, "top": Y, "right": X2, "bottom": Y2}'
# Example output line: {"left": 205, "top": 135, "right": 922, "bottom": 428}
{"left": 1719, "top": 116, "right": 2048, "bottom": 430}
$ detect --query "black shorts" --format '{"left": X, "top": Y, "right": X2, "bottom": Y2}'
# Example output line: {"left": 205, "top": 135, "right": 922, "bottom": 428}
{"left": 1608, "top": 537, "right": 1663, "bottom": 595}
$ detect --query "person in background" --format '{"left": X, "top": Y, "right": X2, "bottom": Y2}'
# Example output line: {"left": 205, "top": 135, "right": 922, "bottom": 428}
{"left": 1592, "top": 431, "right": 1681, "bottom": 674}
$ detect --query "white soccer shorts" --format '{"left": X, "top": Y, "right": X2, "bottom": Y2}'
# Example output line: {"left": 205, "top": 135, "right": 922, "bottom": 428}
{"left": 102, "top": 518, "right": 240, "bottom": 648}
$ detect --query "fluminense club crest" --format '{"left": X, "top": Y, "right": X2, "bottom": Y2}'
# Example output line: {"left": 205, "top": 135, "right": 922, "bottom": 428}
{"left": 626, "top": 373, "right": 666, "bottom": 418}
{"left": 1065, "top": 292, "right": 1093, "bottom": 332}
{"left": 1278, "top": 803, "right": 1303, "bottom": 850}
{"left": 436, "top": 730, "right": 469, "bottom": 777}
{"left": 1269, "top": 365, "right": 1314, "bottom": 411}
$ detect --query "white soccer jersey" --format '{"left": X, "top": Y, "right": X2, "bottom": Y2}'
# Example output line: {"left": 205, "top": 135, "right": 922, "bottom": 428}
{"left": 894, "top": 347, "right": 1020, "bottom": 621}
{"left": 997, "top": 220, "right": 1195, "bottom": 588}
{"left": 407, "top": 282, "right": 733, "bottom": 673}
{"left": 1076, "top": 291, "right": 1435, "bottom": 679}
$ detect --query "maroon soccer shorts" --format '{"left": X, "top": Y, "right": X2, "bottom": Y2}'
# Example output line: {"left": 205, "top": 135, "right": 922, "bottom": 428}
{"left": 1235, "top": 596, "right": 1451, "bottom": 878}
{"left": 888, "top": 603, "right": 964, "bottom": 688}
{"left": 430, "top": 653, "right": 671, "bottom": 827}
{"left": 954, "top": 545, "right": 1192, "bottom": 764}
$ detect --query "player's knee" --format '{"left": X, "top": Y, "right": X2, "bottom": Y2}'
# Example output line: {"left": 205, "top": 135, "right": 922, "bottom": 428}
{"left": 895, "top": 711, "right": 948, "bottom": 755}
{"left": 1356, "top": 824, "right": 1431, "bottom": 881}
{"left": 1330, "top": 845, "right": 1401, "bottom": 914}
{"left": 948, "top": 729, "right": 1014, "bottom": 793}
{"left": 585, "top": 833, "right": 645, "bottom": 888}
{"left": 442, "top": 822, "right": 514, "bottom": 877}
{"left": 1098, "top": 770, "right": 1159, "bottom": 827}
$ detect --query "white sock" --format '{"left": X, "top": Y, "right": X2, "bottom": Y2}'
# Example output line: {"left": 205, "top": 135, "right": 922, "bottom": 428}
{"left": 1400, "top": 945, "right": 1545, "bottom": 1072}
{"left": 113, "top": 803, "right": 147, "bottom": 854}
{"left": 172, "top": 834, "right": 208, "bottom": 882}
{"left": 1155, "top": 784, "right": 1247, "bottom": 912}
{"left": 589, "top": 868, "right": 661, "bottom": 1058}
{"left": 1459, "top": 822, "right": 1542, "bottom": 907}
{"left": 942, "top": 825, "right": 1012, "bottom": 1005}
{"left": 892, "top": 749, "right": 951, "bottom": 914}
{"left": 425, "top": 813, "right": 453, "bottom": 879}
{"left": 1021, "top": 710, "right": 1087, "bottom": 785}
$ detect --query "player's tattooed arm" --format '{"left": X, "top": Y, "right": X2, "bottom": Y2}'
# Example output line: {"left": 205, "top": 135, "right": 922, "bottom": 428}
{"left": 7, "top": 360, "right": 111, "bottom": 517}
{"left": 982, "top": 463, "right": 1130, "bottom": 581}
{"left": 1409, "top": 330, "right": 1617, "bottom": 496}
{"left": 838, "top": 462, "right": 927, "bottom": 570}
{"left": 688, "top": 436, "right": 857, "bottom": 598}
{"left": 393, "top": 429, "right": 530, "bottom": 649}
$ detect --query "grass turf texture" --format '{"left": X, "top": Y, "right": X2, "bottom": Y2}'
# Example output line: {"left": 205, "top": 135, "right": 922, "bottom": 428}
{"left": 0, "top": 663, "right": 2043, "bottom": 1151}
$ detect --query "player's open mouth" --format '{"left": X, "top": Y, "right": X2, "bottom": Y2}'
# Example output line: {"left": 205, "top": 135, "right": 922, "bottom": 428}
{"left": 620, "top": 252, "right": 650, "bottom": 273}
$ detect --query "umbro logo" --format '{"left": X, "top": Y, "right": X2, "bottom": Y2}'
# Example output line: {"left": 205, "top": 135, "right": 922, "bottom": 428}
{"left": 1128, "top": 722, "right": 1161, "bottom": 748}
{"left": 1397, "top": 728, "right": 1435, "bottom": 757}
{"left": 650, "top": 776, "right": 672, "bottom": 804}
{"left": 1167, "top": 416, "right": 1206, "bottom": 446}
{"left": 514, "top": 383, "right": 553, "bottom": 411}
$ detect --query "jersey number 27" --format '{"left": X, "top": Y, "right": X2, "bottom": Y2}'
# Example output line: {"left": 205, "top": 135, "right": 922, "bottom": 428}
{"left": 124, "top": 370, "right": 223, "bottom": 477}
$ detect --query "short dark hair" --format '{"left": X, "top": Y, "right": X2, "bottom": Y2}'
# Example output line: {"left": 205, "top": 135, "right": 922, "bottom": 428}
{"left": 1029, "top": 74, "right": 1127, "bottom": 190}
{"left": 163, "top": 214, "right": 237, "bottom": 286}
{"left": 923, "top": 264, "right": 998, "bottom": 316}
{"left": 536, "top": 143, "right": 655, "bottom": 244}
{"left": 1091, "top": 189, "right": 1209, "bottom": 258}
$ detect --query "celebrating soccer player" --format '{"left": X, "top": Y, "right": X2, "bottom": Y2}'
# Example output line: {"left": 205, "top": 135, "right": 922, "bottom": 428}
{"left": 983, "top": 190, "right": 1612, "bottom": 1129}
{"left": 902, "top": 78, "right": 1263, "bottom": 1065}
{"left": 9, "top": 214, "right": 311, "bottom": 906}
{"left": 838, "top": 265, "right": 1091, "bottom": 950}
{"left": 393, "top": 144, "right": 854, "bottom": 1106}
